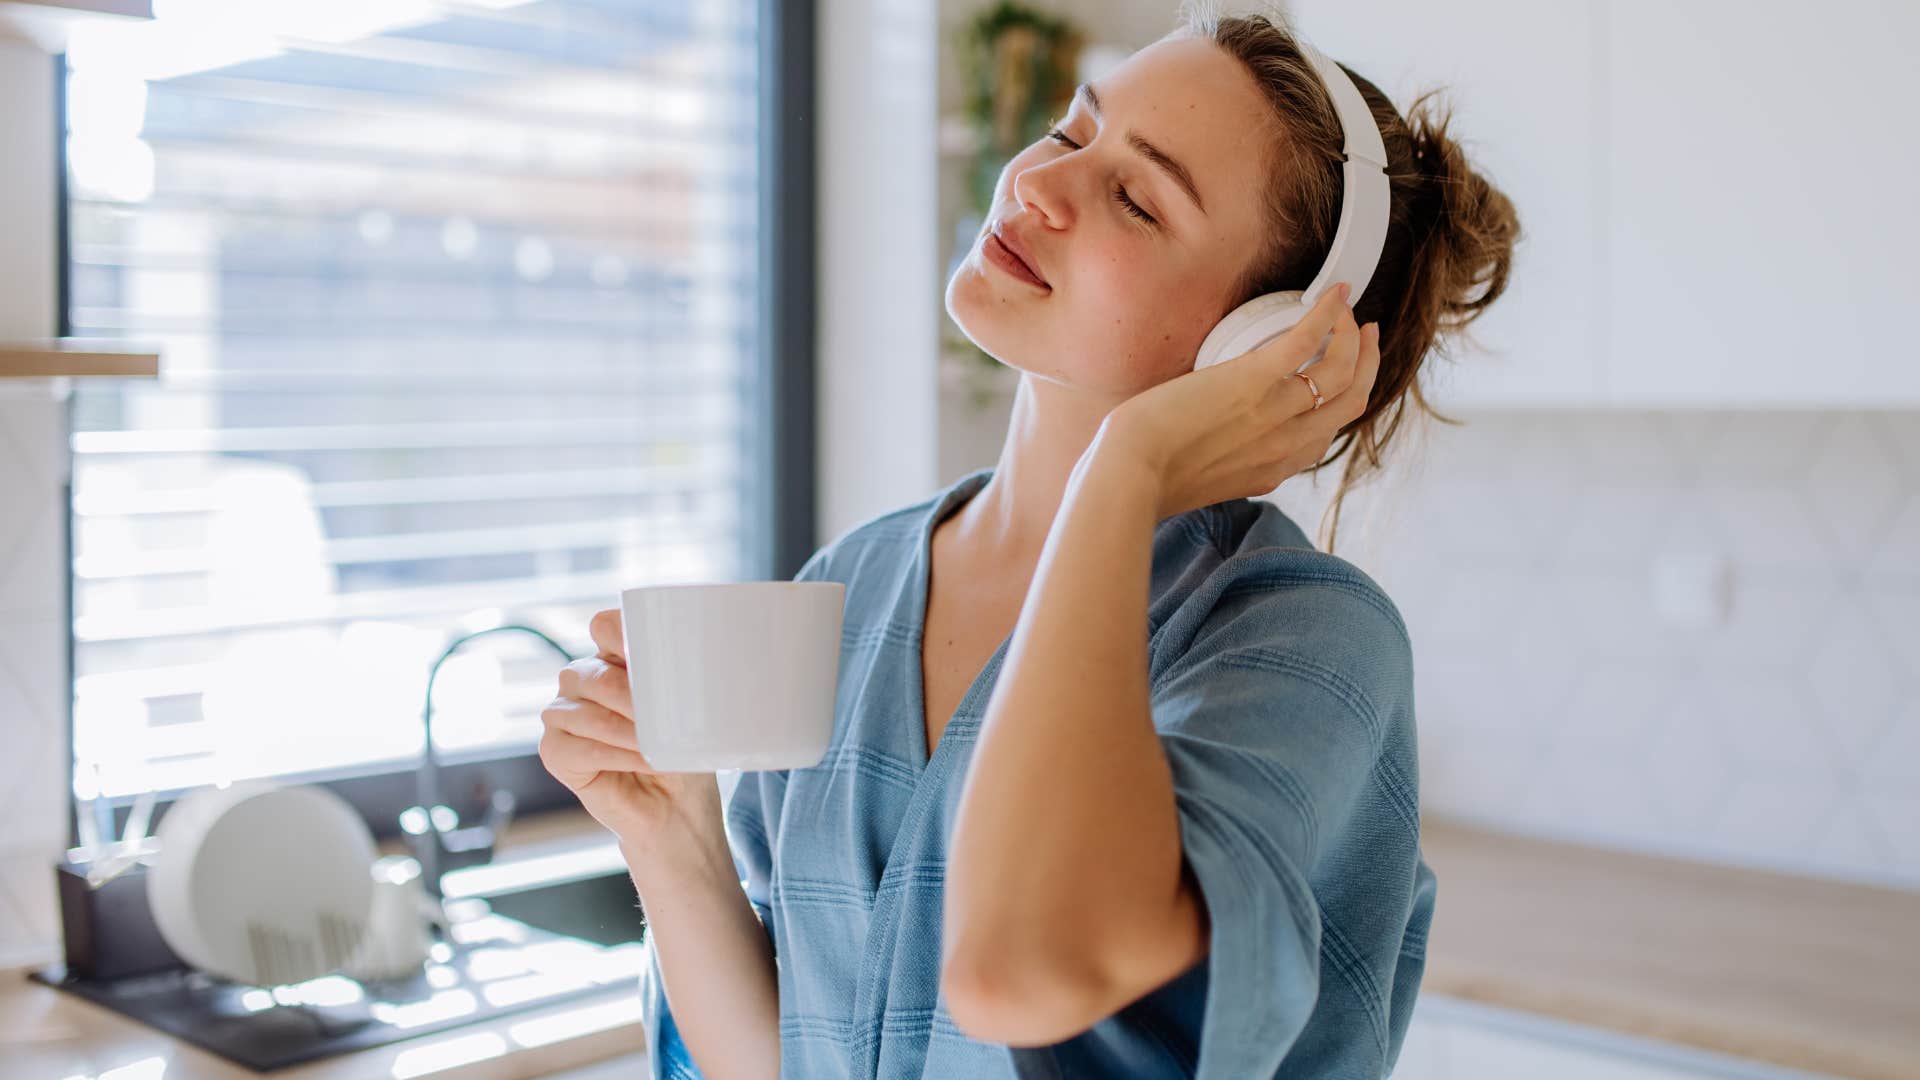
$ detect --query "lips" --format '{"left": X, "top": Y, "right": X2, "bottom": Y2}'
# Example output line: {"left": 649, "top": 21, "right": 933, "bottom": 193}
{"left": 990, "top": 223, "right": 1049, "bottom": 288}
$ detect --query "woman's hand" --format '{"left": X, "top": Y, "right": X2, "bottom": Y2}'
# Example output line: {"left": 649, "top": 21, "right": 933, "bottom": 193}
{"left": 1098, "top": 283, "right": 1381, "bottom": 522}
{"left": 539, "top": 608, "right": 727, "bottom": 865}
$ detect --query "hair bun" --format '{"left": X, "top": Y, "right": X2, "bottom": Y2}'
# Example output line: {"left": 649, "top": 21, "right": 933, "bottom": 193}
{"left": 1402, "top": 89, "right": 1522, "bottom": 330}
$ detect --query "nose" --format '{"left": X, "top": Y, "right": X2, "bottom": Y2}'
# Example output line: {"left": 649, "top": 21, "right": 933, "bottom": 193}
{"left": 1010, "top": 153, "right": 1068, "bottom": 229}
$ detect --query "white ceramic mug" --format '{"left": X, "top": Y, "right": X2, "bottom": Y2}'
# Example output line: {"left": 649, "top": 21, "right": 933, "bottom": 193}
{"left": 618, "top": 581, "right": 845, "bottom": 772}
{"left": 341, "top": 855, "right": 432, "bottom": 983}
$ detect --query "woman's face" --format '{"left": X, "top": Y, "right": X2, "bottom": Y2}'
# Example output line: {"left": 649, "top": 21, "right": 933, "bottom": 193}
{"left": 944, "top": 34, "right": 1278, "bottom": 399}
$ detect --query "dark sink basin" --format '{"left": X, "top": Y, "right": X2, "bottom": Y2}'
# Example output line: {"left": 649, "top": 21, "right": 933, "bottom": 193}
{"left": 477, "top": 868, "right": 647, "bottom": 948}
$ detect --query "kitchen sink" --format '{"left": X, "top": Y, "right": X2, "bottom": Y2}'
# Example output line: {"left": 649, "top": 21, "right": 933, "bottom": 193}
{"left": 472, "top": 866, "right": 646, "bottom": 947}
{"left": 439, "top": 838, "right": 648, "bottom": 948}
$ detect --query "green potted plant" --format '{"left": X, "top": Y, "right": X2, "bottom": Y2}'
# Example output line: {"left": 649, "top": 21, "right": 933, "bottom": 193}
{"left": 944, "top": 2, "right": 1084, "bottom": 409}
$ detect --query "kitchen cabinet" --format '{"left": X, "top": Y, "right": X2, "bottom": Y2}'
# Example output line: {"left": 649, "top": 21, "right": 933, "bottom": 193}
{"left": 1286, "top": 0, "right": 1920, "bottom": 409}
{"left": 1287, "top": 0, "right": 1605, "bottom": 410}
{"left": 1600, "top": 0, "right": 1919, "bottom": 407}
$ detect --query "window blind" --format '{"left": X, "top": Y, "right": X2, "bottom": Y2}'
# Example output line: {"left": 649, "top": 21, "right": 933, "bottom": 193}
{"left": 63, "top": 0, "right": 765, "bottom": 801}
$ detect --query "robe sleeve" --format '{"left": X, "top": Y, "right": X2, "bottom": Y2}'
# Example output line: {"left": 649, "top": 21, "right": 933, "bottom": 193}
{"left": 639, "top": 547, "right": 829, "bottom": 1078}
{"left": 1149, "top": 578, "right": 1415, "bottom": 1079}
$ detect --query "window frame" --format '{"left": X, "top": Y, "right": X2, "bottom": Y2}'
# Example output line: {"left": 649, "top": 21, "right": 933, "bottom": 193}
{"left": 59, "top": 0, "right": 819, "bottom": 851}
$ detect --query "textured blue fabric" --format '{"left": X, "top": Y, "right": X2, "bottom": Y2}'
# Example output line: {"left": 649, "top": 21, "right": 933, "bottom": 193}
{"left": 639, "top": 465, "right": 1436, "bottom": 1079}
{"left": 655, "top": 997, "right": 705, "bottom": 1080}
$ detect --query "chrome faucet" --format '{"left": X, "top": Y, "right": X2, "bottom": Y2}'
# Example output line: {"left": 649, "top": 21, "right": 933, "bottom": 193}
{"left": 402, "top": 622, "right": 576, "bottom": 901}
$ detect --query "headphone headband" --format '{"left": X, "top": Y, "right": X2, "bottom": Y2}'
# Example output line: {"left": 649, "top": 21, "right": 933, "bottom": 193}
{"left": 1188, "top": 38, "right": 1394, "bottom": 371}
{"left": 1294, "top": 39, "right": 1391, "bottom": 310}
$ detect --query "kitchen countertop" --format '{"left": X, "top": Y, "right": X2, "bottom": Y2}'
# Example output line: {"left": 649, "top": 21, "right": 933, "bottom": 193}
{"left": 1419, "top": 816, "right": 1920, "bottom": 1080}
{"left": 6, "top": 809, "right": 1916, "bottom": 1078}
{"left": 2, "top": 809, "right": 648, "bottom": 1079}
{"left": 0, "top": 974, "right": 645, "bottom": 1079}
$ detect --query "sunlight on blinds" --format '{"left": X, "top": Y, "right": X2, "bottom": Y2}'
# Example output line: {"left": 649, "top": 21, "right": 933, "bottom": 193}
{"left": 64, "top": 0, "right": 762, "bottom": 799}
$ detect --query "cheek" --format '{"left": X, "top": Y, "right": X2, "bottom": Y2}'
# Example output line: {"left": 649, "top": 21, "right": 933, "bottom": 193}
{"left": 1068, "top": 260, "right": 1197, "bottom": 387}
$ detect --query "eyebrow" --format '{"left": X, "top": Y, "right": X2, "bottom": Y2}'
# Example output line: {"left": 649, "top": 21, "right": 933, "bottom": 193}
{"left": 1075, "top": 81, "right": 1206, "bottom": 216}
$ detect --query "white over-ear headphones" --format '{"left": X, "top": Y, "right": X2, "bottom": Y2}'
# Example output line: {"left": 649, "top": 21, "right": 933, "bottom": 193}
{"left": 1192, "top": 39, "right": 1390, "bottom": 372}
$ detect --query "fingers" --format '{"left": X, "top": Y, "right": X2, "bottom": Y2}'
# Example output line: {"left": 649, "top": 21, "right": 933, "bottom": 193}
{"left": 1280, "top": 290, "right": 1357, "bottom": 414}
{"left": 542, "top": 693, "right": 645, "bottom": 756}
{"left": 539, "top": 724, "right": 656, "bottom": 782}
{"left": 1335, "top": 321, "right": 1382, "bottom": 419}
{"left": 557, "top": 656, "right": 635, "bottom": 729}
{"left": 1288, "top": 287, "right": 1387, "bottom": 420}
{"left": 1322, "top": 298, "right": 1363, "bottom": 382}
{"left": 1267, "top": 313, "right": 1380, "bottom": 465}
{"left": 1279, "top": 285, "right": 1355, "bottom": 369}
{"left": 1306, "top": 319, "right": 1381, "bottom": 430}
{"left": 588, "top": 608, "right": 626, "bottom": 664}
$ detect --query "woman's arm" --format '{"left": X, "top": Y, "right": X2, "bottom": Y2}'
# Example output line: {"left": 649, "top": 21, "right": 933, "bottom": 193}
{"left": 625, "top": 825, "right": 780, "bottom": 1080}
{"left": 943, "top": 290, "right": 1375, "bottom": 1046}
{"left": 942, "top": 443, "right": 1208, "bottom": 1046}
{"left": 540, "top": 612, "right": 782, "bottom": 1078}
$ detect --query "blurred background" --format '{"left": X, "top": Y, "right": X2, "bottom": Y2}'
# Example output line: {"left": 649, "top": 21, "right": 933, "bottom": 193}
{"left": 0, "top": 0, "right": 1913, "bottom": 1078}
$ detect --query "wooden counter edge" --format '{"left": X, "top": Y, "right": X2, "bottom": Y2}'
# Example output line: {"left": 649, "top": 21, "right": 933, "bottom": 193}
{"left": 1419, "top": 814, "right": 1920, "bottom": 1080}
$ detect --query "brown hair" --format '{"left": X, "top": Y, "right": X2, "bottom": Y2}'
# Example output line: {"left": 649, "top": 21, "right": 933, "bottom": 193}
{"left": 1174, "top": 1, "right": 1521, "bottom": 555}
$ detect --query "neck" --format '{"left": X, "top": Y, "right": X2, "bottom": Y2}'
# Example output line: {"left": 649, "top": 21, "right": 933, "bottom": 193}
{"left": 947, "top": 372, "right": 1131, "bottom": 566}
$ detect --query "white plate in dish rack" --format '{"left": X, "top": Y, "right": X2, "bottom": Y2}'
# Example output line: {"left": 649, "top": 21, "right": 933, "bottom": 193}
{"left": 148, "top": 779, "right": 377, "bottom": 987}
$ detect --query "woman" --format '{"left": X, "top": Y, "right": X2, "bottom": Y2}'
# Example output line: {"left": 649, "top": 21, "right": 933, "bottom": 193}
{"left": 540, "top": 4, "right": 1518, "bottom": 1077}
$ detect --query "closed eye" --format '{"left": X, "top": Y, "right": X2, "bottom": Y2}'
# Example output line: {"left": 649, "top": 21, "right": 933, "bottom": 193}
{"left": 1044, "top": 128, "right": 1159, "bottom": 228}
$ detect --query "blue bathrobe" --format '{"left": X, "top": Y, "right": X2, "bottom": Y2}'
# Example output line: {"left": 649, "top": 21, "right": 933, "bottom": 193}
{"left": 638, "top": 465, "right": 1436, "bottom": 1079}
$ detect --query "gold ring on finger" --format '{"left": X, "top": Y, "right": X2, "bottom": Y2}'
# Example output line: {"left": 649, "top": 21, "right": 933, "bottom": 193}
{"left": 1294, "top": 370, "right": 1324, "bottom": 410}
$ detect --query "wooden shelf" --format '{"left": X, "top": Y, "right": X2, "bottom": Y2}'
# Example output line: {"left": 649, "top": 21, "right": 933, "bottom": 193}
{"left": 1421, "top": 814, "right": 1920, "bottom": 1079}
{"left": 0, "top": 340, "right": 160, "bottom": 379}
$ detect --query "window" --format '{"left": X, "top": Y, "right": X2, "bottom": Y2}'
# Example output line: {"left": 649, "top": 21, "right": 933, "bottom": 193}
{"left": 61, "top": 0, "right": 815, "bottom": 836}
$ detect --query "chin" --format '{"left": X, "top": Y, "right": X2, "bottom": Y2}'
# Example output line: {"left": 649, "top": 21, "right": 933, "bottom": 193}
{"left": 947, "top": 321, "right": 1027, "bottom": 375}
{"left": 944, "top": 269, "right": 1014, "bottom": 354}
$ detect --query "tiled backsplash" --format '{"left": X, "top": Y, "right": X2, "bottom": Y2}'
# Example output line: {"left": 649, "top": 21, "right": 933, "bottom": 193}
{"left": 1262, "top": 408, "right": 1920, "bottom": 889}
{"left": 0, "top": 385, "right": 70, "bottom": 968}
{"left": 0, "top": 38, "right": 64, "bottom": 970}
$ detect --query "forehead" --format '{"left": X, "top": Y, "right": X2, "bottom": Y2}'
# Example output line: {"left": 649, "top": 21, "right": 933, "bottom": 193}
{"left": 1088, "top": 35, "right": 1276, "bottom": 225}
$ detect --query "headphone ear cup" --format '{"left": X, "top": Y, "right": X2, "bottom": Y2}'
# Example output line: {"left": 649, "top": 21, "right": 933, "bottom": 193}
{"left": 1193, "top": 291, "right": 1309, "bottom": 371}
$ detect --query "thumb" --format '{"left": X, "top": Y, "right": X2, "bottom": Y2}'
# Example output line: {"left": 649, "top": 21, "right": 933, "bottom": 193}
{"left": 588, "top": 608, "right": 628, "bottom": 666}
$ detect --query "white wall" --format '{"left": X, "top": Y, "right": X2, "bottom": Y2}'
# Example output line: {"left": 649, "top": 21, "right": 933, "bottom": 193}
{"left": 0, "top": 39, "right": 55, "bottom": 334}
{"left": 0, "top": 38, "right": 70, "bottom": 968}
{"left": 815, "top": 0, "right": 942, "bottom": 539}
